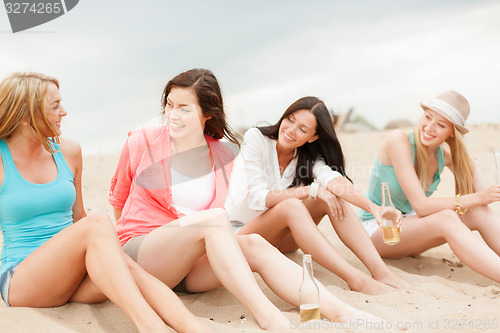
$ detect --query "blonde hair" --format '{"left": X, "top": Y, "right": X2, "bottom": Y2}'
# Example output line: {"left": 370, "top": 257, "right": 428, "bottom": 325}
{"left": 0, "top": 72, "right": 60, "bottom": 152}
{"left": 414, "top": 126, "right": 475, "bottom": 195}
{"left": 446, "top": 128, "right": 475, "bottom": 195}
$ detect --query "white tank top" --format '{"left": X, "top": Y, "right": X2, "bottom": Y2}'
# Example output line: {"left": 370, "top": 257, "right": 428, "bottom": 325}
{"left": 170, "top": 167, "right": 215, "bottom": 215}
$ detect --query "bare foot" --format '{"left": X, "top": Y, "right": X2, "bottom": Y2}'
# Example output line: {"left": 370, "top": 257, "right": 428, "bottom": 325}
{"left": 347, "top": 276, "right": 396, "bottom": 295}
{"left": 373, "top": 272, "right": 410, "bottom": 290}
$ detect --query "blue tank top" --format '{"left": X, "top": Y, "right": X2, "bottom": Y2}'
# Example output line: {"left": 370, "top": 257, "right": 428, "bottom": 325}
{"left": 0, "top": 139, "right": 75, "bottom": 275}
{"left": 359, "top": 131, "right": 445, "bottom": 220}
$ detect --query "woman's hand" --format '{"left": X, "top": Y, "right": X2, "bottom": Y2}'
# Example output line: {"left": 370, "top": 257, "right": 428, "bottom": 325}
{"left": 373, "top": 205, "right": 402, "bottom": 231}
{"left": 478, "top": 185, "right": 500, "bottom": 205}
{"left": 317, "top": 185, "right": 347, "bottom": 220}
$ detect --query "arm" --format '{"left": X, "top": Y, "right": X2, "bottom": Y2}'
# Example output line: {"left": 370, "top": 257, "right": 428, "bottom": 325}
{"left": 60, "top": 138, "right": 87, "bottom": 222}
{"left": 384, "top": 130, "right": 453, "bottom": 216}
{"left": 265, "top": 186, "right": 311, "bottom": 208}
{"left": 113, "top": 207, "right": 123, "bottom": 221}
{"left": 326, "top": 176, "right": 379, "bottom": 216}
{"left": 266, "top": 181, "right": 350, "bottom": 219}
{"left": 108, "top": 137, "right": 133, "bottom": 214}
{"left": 266, "top": 161, "right": 349, "bottom": 217}
{"left": 386, "top": 130, "right": 496, "bottom": 217}
{"left": 463, "top": 164, "right": 500, "bottom": 207}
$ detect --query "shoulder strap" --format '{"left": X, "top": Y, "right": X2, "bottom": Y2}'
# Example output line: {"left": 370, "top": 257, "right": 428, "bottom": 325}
{"left": 52, "top": 145, "right": 75, "bottom": 179}
{"left": 436, "top": 145, "right": 445, "bottom": 174}
{"left": 408, "top": 130, "right": 416, "bottom": 165}
{"left": 0, "top": 139, "right": 15, "bottom": 170}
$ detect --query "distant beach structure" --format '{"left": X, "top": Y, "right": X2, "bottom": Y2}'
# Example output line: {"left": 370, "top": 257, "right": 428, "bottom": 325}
{"left": 333, "top": 108, "right": 377, "bottom": 133}
{"left": 383, "top": 119, "right": 415, "bottom": 130}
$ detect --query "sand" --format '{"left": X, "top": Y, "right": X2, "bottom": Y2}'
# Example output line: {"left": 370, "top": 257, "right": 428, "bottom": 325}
{"left": 1, "top": 124, "right": 499, "bottom": 332}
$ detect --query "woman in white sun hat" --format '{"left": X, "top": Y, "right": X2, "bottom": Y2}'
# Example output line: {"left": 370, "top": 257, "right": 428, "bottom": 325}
{"left": 359, "top": 90, "right": 500, "bottom": 283}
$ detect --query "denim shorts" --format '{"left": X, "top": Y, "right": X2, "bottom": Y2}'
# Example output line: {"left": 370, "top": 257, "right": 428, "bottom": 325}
{"left": 231, "top": 220, "right": 244, "bottom": 235}
{"left": 0, "top": 263, "right": 19, "bottom": 307}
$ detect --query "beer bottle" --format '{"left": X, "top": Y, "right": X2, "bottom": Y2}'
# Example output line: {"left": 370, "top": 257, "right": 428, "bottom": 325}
{"left": 381, "top": 182, "right": 400, "bottom": 245}
{"left": 299, "top": 254, "right": 321, "bottom": 322}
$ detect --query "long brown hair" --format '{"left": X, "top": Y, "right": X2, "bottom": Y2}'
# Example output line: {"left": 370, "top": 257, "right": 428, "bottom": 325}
{"left": 161, "top": 68, "right": 240, "bottom": 145}
{"left": 259, "top": 96, "right": 349, "bottom": 187}
{"left": 0, "top": 72, "right": 60, "bottom": 152}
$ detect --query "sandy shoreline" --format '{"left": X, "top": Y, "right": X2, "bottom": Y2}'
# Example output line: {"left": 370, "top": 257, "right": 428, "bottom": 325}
{"left": 1, "top": 124, "right": 499, "bottom": 332}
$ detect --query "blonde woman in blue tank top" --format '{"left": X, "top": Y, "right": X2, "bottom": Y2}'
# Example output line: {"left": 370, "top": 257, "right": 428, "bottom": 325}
{"left": 0, "top": 72, "right": 213, "bottom": 333}
{"left": 360, "top": 90, "right": 500, "bottom": 283}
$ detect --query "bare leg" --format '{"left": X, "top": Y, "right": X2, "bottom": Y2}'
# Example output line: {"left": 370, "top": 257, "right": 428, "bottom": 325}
{"left": 136, "top": 208, "right": 289, "bottom": 330}
{"left": 70, "top": 255, "right": 213, "bottom": 333}
{"left": 303, "top": 198, "right": 409, "bottom": 289}
{"left": 8, "top": 214, "right": 171, "bottom": 333}
{"left": 459, "top": 205, "right": 500, "bottom": 256}
{"left": 372, "top": 209, "right": 500, "bottom": 283}
{"left": 185, "top": 234, "right": 390, "bottom": 325}
{"left": 238, "top": 198, "right": 394, "bottom": 294}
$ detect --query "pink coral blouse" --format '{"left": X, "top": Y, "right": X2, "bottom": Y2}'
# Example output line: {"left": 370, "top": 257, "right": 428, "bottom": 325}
{"left": 109, "top": 126, "right": 235, "bottom": 245}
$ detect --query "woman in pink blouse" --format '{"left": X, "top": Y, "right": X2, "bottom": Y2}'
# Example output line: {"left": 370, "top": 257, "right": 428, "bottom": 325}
{"left": 109, "top": 69, "right": 391, "bottom": 329}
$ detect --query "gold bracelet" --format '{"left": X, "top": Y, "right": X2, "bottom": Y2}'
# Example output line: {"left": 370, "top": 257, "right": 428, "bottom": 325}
{"left": 455, "top": 194, "right": 468, "bottom": 216}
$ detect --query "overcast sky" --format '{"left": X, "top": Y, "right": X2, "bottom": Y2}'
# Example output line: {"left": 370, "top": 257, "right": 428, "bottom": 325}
{"left": 1, "top": 0, "right": 499, "bottom": 154}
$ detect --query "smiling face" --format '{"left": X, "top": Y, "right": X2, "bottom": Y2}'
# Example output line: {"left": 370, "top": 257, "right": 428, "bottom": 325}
{"left": 277, "top": 109, "right": 318, "bottom": 151}
{"left": 41, "top": 82, "right": 66, "bottom": 136}
{"left": 164, "top": 87, "right": 210, "bottom": 142}
{"left": 419, "top": 109, "right": 455, "bottom": 147}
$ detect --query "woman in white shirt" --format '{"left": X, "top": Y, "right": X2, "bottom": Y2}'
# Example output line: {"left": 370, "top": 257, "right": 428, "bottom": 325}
{"left": 226, "top": 96, "right": 407, "bottom": 294}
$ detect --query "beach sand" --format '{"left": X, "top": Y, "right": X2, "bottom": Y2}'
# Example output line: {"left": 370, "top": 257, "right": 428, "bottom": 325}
{"left": 1, "top": 124, "right": 499, "bottom": 332}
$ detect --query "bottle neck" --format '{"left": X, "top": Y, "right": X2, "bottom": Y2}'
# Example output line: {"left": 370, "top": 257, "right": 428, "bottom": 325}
{"left": 303, "top": 258, "right": 314, "bottom": 279}
{"left": 381, "top": 185, "right": 393, "bottom": 207}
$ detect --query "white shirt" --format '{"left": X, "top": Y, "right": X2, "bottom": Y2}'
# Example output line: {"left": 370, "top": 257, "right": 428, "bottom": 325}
{"left": 225, "top": 128, "right": 341, "bottom": 223}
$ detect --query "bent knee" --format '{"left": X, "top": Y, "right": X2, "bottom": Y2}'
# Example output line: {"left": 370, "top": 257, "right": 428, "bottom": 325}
{"left": 275, "top": 198, "right": 306, "bottom": 213}
{"left": 436, "top": 209, "right": 461, "bottom": 221}
{"left": 81, "top": 213, "right": 116, "bottom": 236}
{"left": 189, "top": 208, "right": 230, "bottom": 229}
{"left": 236, "top": 234, "right": 278, "bottom": 257}
{"left": 433, "top": 209, "right": 464, "bottom": 231}
{"left": 238, "top": 234, "right": 271, "bottom": 252}
{"left": 205, "top": 207, "right": 227, "bottom": 219}
{"left": 237, "top": 234, "right": 277, "bottom": 267}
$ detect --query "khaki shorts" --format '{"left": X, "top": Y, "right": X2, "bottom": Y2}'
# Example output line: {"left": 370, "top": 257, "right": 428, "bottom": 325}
{"left": 122, "top": 235, "right": 147, "bottom": 262}
{"left": 122, "top": 235, "right": 190, "bottom": 293}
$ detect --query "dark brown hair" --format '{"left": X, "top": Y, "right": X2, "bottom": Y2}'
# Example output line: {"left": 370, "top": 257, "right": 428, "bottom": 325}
{"left": 259, "top": 96, "right": 349, "bottom": 187}
{"left": 161, "top": 68, "right": 240, "bottom": 145}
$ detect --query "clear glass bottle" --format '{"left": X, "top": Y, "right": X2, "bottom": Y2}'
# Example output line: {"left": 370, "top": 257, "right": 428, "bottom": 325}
{"left": 380, "top": 182, "right": 400, "bottom": 245}
{"left": 494, "top": 149, "right": 500, "bottom": 184}
{"left": 299, "top": 254, "right": 320, "bottom": 322}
